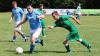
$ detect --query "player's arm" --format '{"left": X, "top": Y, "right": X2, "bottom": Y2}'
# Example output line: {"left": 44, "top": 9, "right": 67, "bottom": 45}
{"left": 9, "top": 13, "right": 13, "bottom": 23}
{"left": 48, "top": 23, "right": 57, "bottom": 29}
{"left": 71, "top": 15, "right": 80, "bottom": 24}
{"left": 16, "top": 16, "right": 27, "bottom": 27}
{"left": 20, "top": 8, "right": 25, "bottom": 20}
{"left": 37, "top": 14, "right": 45, "bottom": 19}
{"left": 48, "top": 26, "right": 54, "bottom": 29}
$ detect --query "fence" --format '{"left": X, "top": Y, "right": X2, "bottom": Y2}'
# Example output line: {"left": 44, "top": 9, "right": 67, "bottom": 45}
{"left": 24, "top": 9, "right": 100, "bottom": 16}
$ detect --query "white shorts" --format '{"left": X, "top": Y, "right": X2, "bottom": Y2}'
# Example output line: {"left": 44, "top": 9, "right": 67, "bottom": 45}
{"left": 30, "top": 28, "right": 42, "bottom": 38}
{"left": 15, "top": 21, "right": 21, "bottom": 30}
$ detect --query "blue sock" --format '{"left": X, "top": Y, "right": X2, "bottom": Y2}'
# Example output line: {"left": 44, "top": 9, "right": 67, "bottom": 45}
{"left": 13, "top": 35, "right": 16, "bottom": 41}
{"left": 35, "top": 38, "right": 41, "bottom": 44}
{"left": 29, "top": 44, "right": 35, "bottom": 53}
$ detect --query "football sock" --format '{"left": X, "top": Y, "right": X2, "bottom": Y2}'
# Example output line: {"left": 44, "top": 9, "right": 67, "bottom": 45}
{"left": 64, "top": 44, "right": 71, "bottom": 52}
{"left": 35, "top": 38, "right": 41, "bottom": 43}
{"left": 13, "top": 35, "right": 16, "bottom": 41}
{"left": 42, "top": 29, "right": 46, "bottom": 37}
{"left": 81, "top": 40, "right": 89, "bottom": 48}
{"left": 29, "top": 44, "right": 35, "bottom": 53}
{"left": 21, "top": 33, "right": 26, "bottom": 39}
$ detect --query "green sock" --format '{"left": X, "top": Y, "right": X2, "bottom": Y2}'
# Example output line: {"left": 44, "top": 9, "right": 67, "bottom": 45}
{"left": 42, "top": 29, "right": 46, "bottom": 36}
{"left": 64, "top": 44, "right": 71, "bottom": 52}
{"left": 81, "top": 40, "right": 89, "bottom": 48}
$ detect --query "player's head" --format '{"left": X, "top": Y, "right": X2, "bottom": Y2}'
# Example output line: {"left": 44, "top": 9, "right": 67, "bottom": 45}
{"left": 39, "top": 4, "right": 44, "bottom": 9}
{"left": 12, "top": 1, "right": 17, "bottom": 8}
{"left": 79, "top": 3, "right": 81, "bottom": 6}
{"left": 27, "top": 4, "right": 33, "bottom": 13}
{"left": 51, "top": 11, "right": 59, "bottom": 20}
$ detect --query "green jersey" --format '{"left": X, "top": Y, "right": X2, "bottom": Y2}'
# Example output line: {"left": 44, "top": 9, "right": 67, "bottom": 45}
{"left": 37, "top": 9, "right": 46, "bottom": 28}
{"left": 37, "top": 9, "right": 45, "bottom": 14}
{"left": 54, "top": 15, "right": 77, "bottom": 33}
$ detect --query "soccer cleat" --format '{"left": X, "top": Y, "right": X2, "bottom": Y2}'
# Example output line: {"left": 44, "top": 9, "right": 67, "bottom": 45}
{"left": 87, "top": 44, "right": 92, "bottom": 52}
{"left": 24, "top": 38, "right": 28, "bottom": 42}
{"left": 40, "top": 39, "right": 43, "bottom": 46}
{"left": 29, "top": 50, "right": 33, "bottom": 54}
{"left": 12, "top": 40, "right": 16, "bottom": 42}
{"left": 66, "top": 50, "right": 71, "bottom": 53}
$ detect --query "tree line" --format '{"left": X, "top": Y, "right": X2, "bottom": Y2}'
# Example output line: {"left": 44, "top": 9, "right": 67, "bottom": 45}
{"left": 0, "top": 0, "right": 100, "bottom": 12}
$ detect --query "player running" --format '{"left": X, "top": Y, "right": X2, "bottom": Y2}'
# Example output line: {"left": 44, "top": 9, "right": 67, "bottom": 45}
{"left": 9, "top": 1, "right": 27, "bottom": 42}
{"left": 76, "top": 4, "right": 81, "bottom": 21}
{"left": 48, "top": 11, "right": 91, "bottom": 52}
{"left": 16, "top": 4, "right": 44, "bottom": 53}
{"left": 36, "top": 4, "right": 46, "bottom": 37}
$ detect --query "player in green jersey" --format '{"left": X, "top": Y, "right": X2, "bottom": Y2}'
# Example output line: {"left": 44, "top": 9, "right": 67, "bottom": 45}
{"left": 37, "top": 4, "right": 46, "bottom": 37}
{"left": 48, "top": 11, "right": 91, "bottom": 52}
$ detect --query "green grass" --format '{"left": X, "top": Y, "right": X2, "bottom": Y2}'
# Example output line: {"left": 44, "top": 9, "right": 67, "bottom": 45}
{"left": 0, "top": 12, "right": 100, "bottom": 56}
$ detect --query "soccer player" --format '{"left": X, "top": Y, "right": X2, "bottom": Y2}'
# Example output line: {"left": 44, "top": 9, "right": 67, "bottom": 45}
{"left": 37, "top": 4, "right": 46, "bottom": 37}
{"left": 9, "top": 1, "right": 27, "bottom": 42}
{"left": 66, "top": 9, "right": 72, "bottom": 16}
{"left": 48, "top": 11, "right": 91, "bottom": 52}
{"left": 16, "top": 4, "right": 44, "bottom": 53}
{"left": 76, "top": 4, "right": 81, "bottom": 21}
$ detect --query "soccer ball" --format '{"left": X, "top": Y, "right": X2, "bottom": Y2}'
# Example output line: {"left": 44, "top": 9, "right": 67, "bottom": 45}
{"left": 16, "top": 47, "right": 23, "bottom": 54}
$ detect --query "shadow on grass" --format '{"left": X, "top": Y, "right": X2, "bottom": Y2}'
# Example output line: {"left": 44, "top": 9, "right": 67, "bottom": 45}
{"left": 0, "top": 40, "right": 13, "bottom": 42}
{"left": 5, "top": 50, "right": 90, "bottom": 54}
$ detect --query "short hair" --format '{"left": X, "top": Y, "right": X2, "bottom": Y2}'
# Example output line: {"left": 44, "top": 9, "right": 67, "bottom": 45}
{"left": 27, "top": 3, "right": 32, "bottom": 8}
{"left": 12, "top": 1, "right": 17, "bottom": 5}
{"left": 39, "top": 4, "right": 43, "bottom": 7}
{"left": 52, "top": 11, "right": 59, "bottom": 16}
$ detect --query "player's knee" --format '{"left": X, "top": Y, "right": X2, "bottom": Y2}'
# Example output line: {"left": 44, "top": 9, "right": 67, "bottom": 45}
{"left": 15, "top": 28, "right": 19, "bottom": 32}
{"left": 31, "top": 36, "right": 36, "bottom": 44}
{"left": 77, "top": 39, "right": 82, "bottom": 42}
{"left": 63, "top": 39, "right": 68, "bottom": 44}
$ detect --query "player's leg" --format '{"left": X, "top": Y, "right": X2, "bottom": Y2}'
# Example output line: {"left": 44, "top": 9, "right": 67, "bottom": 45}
{"left": 63, "top": 33, "right": 72, "bottom": 52}
{"left": 12, "top": 30, "right": 17, "bottom": 42}
{"left": 75, "top": 33, "right": 91, "bottom": 51}
{"left": 76, "top": 14, "right": 80, "bottom": 20}
{"left": 29, "top": 35, "right": 36, "bottom": 53}
{"left": 41, "top": 19, "right": 46, "bottom": 37}
{"left": 15, "top": 21, "right": 27, "bottom": 42}
{"left": 33, "top": 28, "right": 43, "bottom": 46}
{"left": 63, "top": 39, "right": 71, "bottom": 52}
{"left": 29, "top": 28, "right": 43, "bottom": 53}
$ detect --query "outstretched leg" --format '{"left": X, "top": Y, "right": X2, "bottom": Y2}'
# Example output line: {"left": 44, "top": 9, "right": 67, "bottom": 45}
{"left": 77, "top": 39, "right": 91, "bottom": 52}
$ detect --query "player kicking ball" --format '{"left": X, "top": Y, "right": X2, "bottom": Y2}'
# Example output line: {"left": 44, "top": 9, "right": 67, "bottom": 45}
{"left": 48, "top": 11, "right": 91, "bottom": 52}
{"left": 16, "top": 4, "right": 44, "bottom": 53}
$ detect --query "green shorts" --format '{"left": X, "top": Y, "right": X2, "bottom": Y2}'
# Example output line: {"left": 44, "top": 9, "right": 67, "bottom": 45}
{"left": 40, "top": 19, "right": 46, "bottom": 28}
{"left": 66, "top": 32, "right": 80, "bottom": 41}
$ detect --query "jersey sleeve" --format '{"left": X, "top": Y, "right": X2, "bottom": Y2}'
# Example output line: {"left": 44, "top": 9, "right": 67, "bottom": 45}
{"left": 34, "top": 10, "right": 42, "bottom": 15}
{"left": 19, "top": 8, "right": 24, "bottom": 14}
{"left": 11, "top": 9, "right": 14, "bottom": 15}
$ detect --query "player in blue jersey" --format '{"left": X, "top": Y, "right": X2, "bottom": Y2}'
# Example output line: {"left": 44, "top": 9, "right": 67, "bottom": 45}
{"left": 9, "top": 1, "right": 27, "bottom": 42}
{"left": 76, "top": 4, "right": 81, "bottom": 21}
{"left": 16, "top": 4, "right": 44, "bottom": 53}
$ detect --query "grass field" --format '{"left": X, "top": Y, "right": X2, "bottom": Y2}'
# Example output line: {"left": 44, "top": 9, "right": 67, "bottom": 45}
{"left": 0, "top": 12, "right": 100, "bottom": 56}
